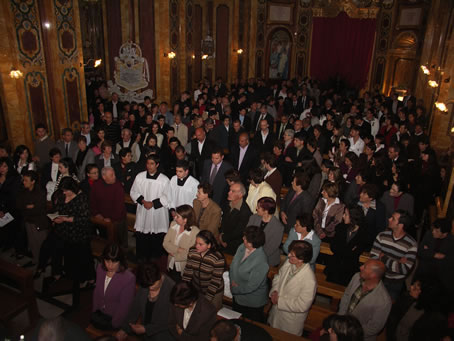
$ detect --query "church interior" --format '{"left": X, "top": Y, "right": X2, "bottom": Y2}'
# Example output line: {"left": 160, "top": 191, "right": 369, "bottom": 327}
{"left": 0, "top": 0, "right": 454, "bottom": 340}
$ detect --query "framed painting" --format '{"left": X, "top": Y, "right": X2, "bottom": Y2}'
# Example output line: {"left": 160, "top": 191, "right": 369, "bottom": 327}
{"left": 268, "top": 29, "right": 292, "bottom": 80}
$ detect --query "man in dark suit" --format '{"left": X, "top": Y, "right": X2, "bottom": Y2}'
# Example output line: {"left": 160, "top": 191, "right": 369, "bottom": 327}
{"left": 41, "top": 148, "right": 62, "bottom": 190}
{"left": 230, "top": 132, "right": 259, "bottom": 184}
{"left": 56, "top": 128, "right": 78, "bottom": 161}
{"left": 190, "top": 128, "right": 217, "bottom": 180}
{"left": 101, "top": 111, "right": 121, "bottom": 144}
{"left": 218, "top": 182, "right": 252, "bottom": 255}
{"left": 275, "top": 113, "right": 293, "bottom": 140}
{"left": 105, "top": 92, "right": 123, "bottom": 121}
{"left": 358, "top": 184, "right": 386, "bottom": 248}
{"left": 211, "top": 115, "right": 231, "bottom": 151}
{"left": 252, "top": 106, "right": 274, "bottom": 132}
{"left": 74, "top": 122, "right": 96, "bottom": 147}
{"left": 280, "top": 173, "right": 314, "bottom": 233}
{"left": 285, "top": 94, "right": 304, "bottom": 118}
{"left": 229, "top": 119, "right": 245, "bottom": 150}
{"left": 263, "top": 153, "right": 283, "bottom": 207}
{"left": 234, "top": 107, "right": 252, "bottom": 132}
{"left": 201, "top": 148, "right": 233, "bottom": 206}
{"left": 252, "top": 119, "right": 276, "bottom": 154}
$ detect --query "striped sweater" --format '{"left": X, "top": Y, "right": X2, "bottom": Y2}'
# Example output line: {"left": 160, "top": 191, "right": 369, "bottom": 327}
{"left": 182, "top": 247, "right": 225, "bottom": 301}
{"left": 370, "top": 230, "right": 417, "bottom": 280}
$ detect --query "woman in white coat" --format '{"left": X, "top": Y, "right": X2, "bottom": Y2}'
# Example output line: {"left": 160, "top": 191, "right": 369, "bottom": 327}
{"left": 268, "top": 240, "right": 317, "bottom": 336}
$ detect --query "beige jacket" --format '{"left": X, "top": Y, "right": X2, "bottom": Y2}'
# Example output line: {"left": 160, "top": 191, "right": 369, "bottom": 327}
{"left": 163, "top": 222, "right": 199, "bottom": 272}
{"left": 268, "top": 261, "right": 317, "bottom": 336}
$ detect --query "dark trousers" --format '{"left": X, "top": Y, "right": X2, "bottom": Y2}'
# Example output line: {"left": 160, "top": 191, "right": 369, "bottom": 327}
{"left": 383, "top": 277, "right": 405, "bottom": 301}
{"left": 136, "top": 232, "right": 165, "bottom": 262}
{"left": 38, "top": 231, "right": 65, "bottom": 275}
{"left": 232, "top": 299, "right": 264, "bottom": 323}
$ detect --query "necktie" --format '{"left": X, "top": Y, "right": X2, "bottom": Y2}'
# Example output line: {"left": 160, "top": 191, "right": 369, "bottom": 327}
{"left": 209, "top": 164, "right": 218, "bottom": 185}
{"left": 65, "top": 143, "right": 69, "bottom": 157}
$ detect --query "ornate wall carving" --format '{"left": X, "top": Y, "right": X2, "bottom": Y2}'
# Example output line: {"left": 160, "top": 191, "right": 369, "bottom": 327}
{"left": 255, "top": 0, "right": 266, "bottom": 78}
{"left": 24, "top": 72, "right": 53, "bottom": 137}
{"left": 169, "top": 0, "right": 179, "bottom": 101}
{"left": 10, "top": 0, "right": 44, "bottom": 67}
{"left": 62, "top": 67, "right": 83, "bottom": 128}
{"left": 186, "top": 0, "right": 193, "bottom": 90}
{"left": 54, "top": 0, "right": 78, "bottom": 63}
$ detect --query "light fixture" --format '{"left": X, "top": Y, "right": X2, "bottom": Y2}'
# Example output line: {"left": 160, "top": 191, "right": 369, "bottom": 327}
{"left": 82, "top": 58, "right": 102, "bottom": 68}
{"left": 428, "top": 80, "right": 439, "bottom": 88}
{"left": 397, "top": 96, "right": 404, "bottom": 101}
{"left": 420, "top": 65, "right": 430, "bottom": 75}
{"left": 44, "top": 22, "right": 51, "bottom": 29}
{"left": 164, "top": 52, "right": 176, "bottom": 59}
{"left": 435, "top": 102, "right": 448, "bottom": 112}
{"left": 9, "top": 68, "right": 23, "bottom": 79}
{"left": 192, "top": 54, "right": 195, "bottom": 59}
{"left": 202, "top": 54, "right": 208, "bottom": 60}
{"left": 237, "top": 48, "right": 243, "bottom": 54}
{"left": 451, "top": 126, "right": 454, "bottom": 134}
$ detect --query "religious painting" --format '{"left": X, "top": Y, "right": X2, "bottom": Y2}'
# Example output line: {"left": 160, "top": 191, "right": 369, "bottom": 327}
{"left": 268, "top": 29, "right": 292, "bottom": 80}
{"left": 397, "top": 6, "right": 423, "bottom": 29}
{"left": 268, "top": 3, "right": 294, "bottom": 24}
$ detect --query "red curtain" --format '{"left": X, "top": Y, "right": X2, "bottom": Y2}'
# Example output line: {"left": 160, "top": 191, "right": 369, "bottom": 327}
{"left": 310, "top": 12, "right": 376, "bottom": 89}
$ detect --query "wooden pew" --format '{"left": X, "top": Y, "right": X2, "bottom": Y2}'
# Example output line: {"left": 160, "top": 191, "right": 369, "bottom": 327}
{"left": 91, "top": 216, "right": 117, "bottom": 243}
{"left": 0, "top": 259, "right": 40, "bottom": 331}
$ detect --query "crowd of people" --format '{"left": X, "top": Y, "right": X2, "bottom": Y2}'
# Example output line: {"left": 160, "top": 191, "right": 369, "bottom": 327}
{"left": 1, "top": 75, "right": 454, "bottom": 340}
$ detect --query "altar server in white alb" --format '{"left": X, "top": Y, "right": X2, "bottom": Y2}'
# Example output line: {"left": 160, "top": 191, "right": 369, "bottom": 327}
{"left": 130, "top": 154, "right": 170, "bottom": 261}
{"left": 168, "top": 160, "right": 199, "bottom": 217}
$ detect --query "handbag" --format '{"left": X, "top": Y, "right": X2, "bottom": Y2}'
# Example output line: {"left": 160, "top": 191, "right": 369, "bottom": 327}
{"left": 90, "top": 309, "right": 113, "bottom": 330}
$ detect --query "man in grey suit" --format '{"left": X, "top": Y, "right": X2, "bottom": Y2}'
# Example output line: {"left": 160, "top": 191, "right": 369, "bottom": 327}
{"left": 56, "top": 128, "right": 78, "bottom": 161}
{"left": 339, "top": 259, "right": 392, "bottom": 341}
{"left": 201, "top": 147, "right": 233, "bottom": 206}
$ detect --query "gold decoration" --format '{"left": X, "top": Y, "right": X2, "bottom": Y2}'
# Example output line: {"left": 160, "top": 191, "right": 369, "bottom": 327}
{"left": 312, "top": 0, "right": 380, "bottom": 19}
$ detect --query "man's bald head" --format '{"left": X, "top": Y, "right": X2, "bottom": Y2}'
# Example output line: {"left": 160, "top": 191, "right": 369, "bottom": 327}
{"left": 195, "top": 127, "right": 206, "bottom": 142}
{"left": 360, "top": 259, "right": 385, "bottom": 281}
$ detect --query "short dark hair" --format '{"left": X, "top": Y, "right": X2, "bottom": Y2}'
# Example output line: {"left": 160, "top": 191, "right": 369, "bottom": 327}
{"left": 395, "top": 209, "right": 412, "bottom": 231}
{"left": 146, "top": 154, "right": 160, "bottom": 164}
{"left": 85, "top": 163, "right": 98, "bottom": 176}
{"left": 257, "top": 197, "right": 276, "bottom": 215}
{"left": 243, "top": 225, "right": 266, "bottom": 248}
{"left": 62, "top": 128, "right": 73, "bottom": 135}
{"left": 224, "top": 168, "right": 241, "bottom": 183}
{"left": 197, "top": 183, "right": 213, "bottom": 197}
{"left": 295, "top": 213, "right": 314, "bottom": 232}
{"left": 432, "top": 218, "right": 451, "bottom": 234}
{"left": 49, "top": 147, "right": 62, "bottom": 158}
{"left": 58, "top": 177, "right": 79, "bottom": 194}
{"left": 360, "top": 183, "right": 379, "bottom": 200}
{"left": 211, "top": 147, "right": 224, "bottom": 156}
{"left": 322, "top": 314, "right": 364, "bottom": 341}
{"left": 170, "top": 281, "right": 198, "bottom": 306}
{"left": 210, "top": 320, "right": 237, "bottom": 341}
{"left": 176, "top": 159, "right": 190, "bottom": 171}
{"left": 346, "top": 204, "right": 365, "bottom": 228}
{"left": 263, "top": 152, "right": 277, "bottom": 168}
{"left": 77, "top": 135, "right": 87, "bottom": 144}
{"left": 101, "top": 243, "right": 127, "bottom": 272}
{"left": 288, "top": 240, "right": 313, "bottom": 263}
{"left": 294, "top": 173, "right": 310, "bottom": 190}
{"left": 340, "top": 138, "right": 351, "bottom": 149}
{"left": 35, "top": 123, "right": 47, "bottom": 131}
{"left": 138, "top": 262, "right": 161, "bottom": 288}
{"left": 22, "top": 170, "right": 39, "bottom": 185}
{"left": 119, "top": 147, "right": 132, "bottom": 158}
{"left": 249, "top": 168, "right": 264, "bottom": 184}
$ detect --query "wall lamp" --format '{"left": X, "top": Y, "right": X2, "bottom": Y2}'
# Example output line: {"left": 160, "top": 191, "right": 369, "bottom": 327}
{"left": 82, "top": 58, "right": 102, "bottom": 68}
{"left": 420, "top": 65, "right": 430, "bottom": 75}
{"left": 435, "top": 102, "right": 448, "bottom": 112}
{"left": 233, "top": 48, "right": 244, "bottom": 54}
{"left": 164, "top": 52, "right": 176, "bottom": 59}
{"left": 9, "top": 68, "right": 23, "bottom": 79}
{"left": 428, "top": 80, "right": 439, "bottom": 88}
{"left": 202, "top": 54, "right": 209, "bottom": 60}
